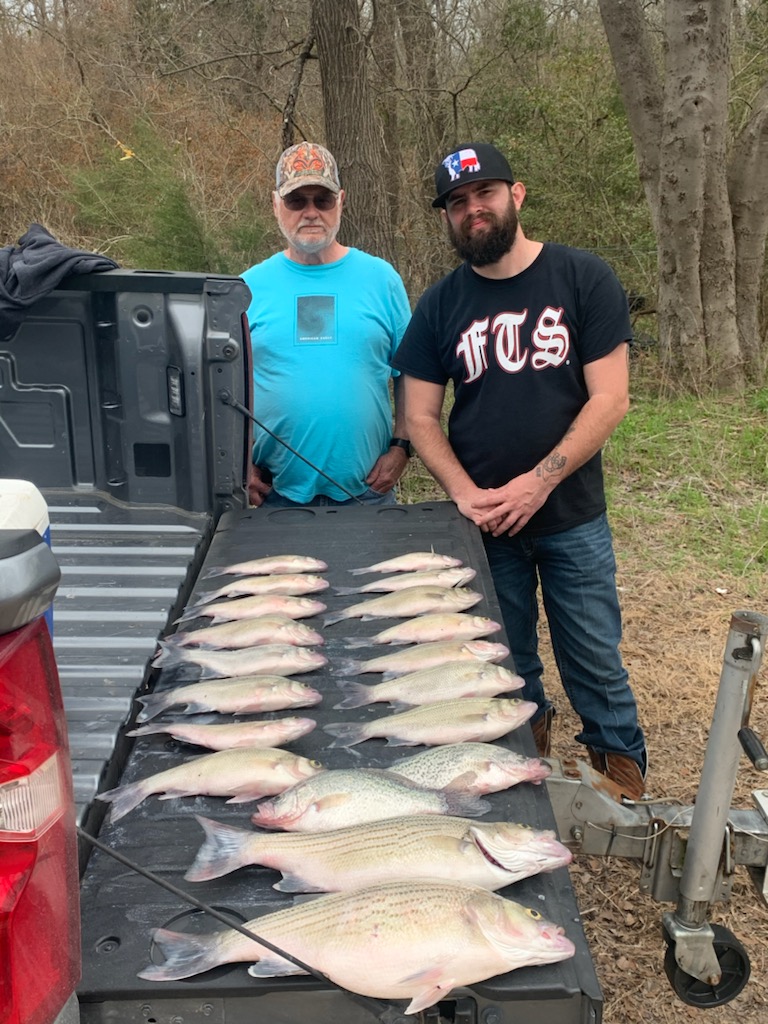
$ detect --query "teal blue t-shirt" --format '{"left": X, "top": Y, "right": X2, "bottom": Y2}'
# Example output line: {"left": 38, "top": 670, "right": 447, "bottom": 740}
{"left": 242, "top": 248, "right": 411, "bottom": 503}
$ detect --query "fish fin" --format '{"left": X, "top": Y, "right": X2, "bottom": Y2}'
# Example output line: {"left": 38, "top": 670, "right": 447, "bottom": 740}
{"left": 323, "top": 611, "right": 349, "bottom": 627}
{"left": 201, "top": 566, "right": 228, "bottom": 579}
{"left": 226, "top": 793, "right": 264, "bottom": 804}
{"left": 135, "top": 694, "right": 171, "bottom": 722}
{"left": 273, "top": 873, "right": 324, "bottom": 894}
{"left": 137, "top": 928, "right": 222, "bottom": 981}
{"left": 333, "top": 585, "right": 364, "bottom": 596}
{"left": 96, "top": 781, "right": 147, "bottom": 822}
{"left": 323, "top": 722, "right": 367, "bottom": 747}
{"left": 443, "top": 792, "right": 491, "bottom": 818}
{"left": 380, "top": 668, "right": 409, "bottom": 682}
{"left": 340, "top": 636, "right": 370, "bottom": 649}
{"left": 247, "top": 957, "right": 307, "bottom": 978}
{"left": 126, "top": 724, "right": 163, "bottom": 738}
{"left": 383, "top": 736, "right": 421, "bottom": 747}
{"left": 398, "top": 967, "right": 456, "bottom": 1015}
{"left": 330, "top": 658, "right": 362, "bottom": 677}
{"left": 442, "top": 770, "right": 481, "bottom": 793}
{"left": 332, "top": 680, "right": 373, "bottom": 710}
{"left": 151, "top": 640, "right": 184, "bottom": 668}
{"left": 388, "top": 699, "right": 416, "bottom": 712}
{"left": 347, "top": 566, "right": 371, "bottom": 576}
{"left": 184, "top": 815, "right": 255, "bottom": 882}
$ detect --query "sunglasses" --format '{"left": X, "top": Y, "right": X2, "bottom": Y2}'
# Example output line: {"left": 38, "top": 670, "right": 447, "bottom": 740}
{"left": 282, "top": 191, "right": 338, "bottom": 212}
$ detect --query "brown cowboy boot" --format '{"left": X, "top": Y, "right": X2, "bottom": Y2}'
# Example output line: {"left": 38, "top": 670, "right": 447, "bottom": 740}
{"left": 587, "top": 748, "right": 646, "bottom": 801}
{"left": 531, "top": 707, "right": 554, "bottom": 758}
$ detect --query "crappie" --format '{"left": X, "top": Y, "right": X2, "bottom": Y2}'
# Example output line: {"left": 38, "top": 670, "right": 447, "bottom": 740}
{"left": 343, "top": 612, "right": 501, "bottom": 648}
{"left": 138, "top": 879, "right": 576, "bottom": 1016}
{"left": 204, "top": 554, "right": 327, "bottom": 578}
{"left": 176, "top": 594, "right": 326, "bottom": 625}
{"left": 97, "top": 747, "right": 324, "bottom": 821}
{"left": 250, "top": 767, "right": 488, "bottom": 831}
{"left": 151, "top": 641, "right": 327, "bottom": 680}
{"left": 136, "top": 676, "right": 322, "bottom": 722}
{"left": 195, "top": 574, "right": 329, "bottom": 605}
{"left": 334, "top": 662, "right": 524, "bottom": 710}
{"left": 324, "top": 586, "right": 481, "bottom": 626}
{"left": 348, "top": 551, "right": 463, "bottom": 575}
{"left": 333, "top": 640, "right": 510, "bottom": 680}
{"left": 324, "top": 697, "right": 537, "bottom": 748}
{"left": 186, "top": 813, "right": 572, "bottom": 890}
{"left": 169, "top": 616, "right": 324, "bottom": 650}
{"left": 127, "top": 716, "right": 316, "bottom": 751}
{"left": 335, "top": 567, "right": 476, "bottom": 596}
{"left": 391, "top": 742, "right": 552, "bottom": 794}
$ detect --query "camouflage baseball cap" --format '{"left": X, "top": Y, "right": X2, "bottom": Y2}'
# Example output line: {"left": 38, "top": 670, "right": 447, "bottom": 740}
{"left": 275, "top": 142, "right": 341, "bottom": 198}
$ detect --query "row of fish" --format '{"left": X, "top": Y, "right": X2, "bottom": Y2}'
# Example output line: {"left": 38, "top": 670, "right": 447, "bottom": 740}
{"left": 120, "top": 549, "right": 574, "bottom": 1008}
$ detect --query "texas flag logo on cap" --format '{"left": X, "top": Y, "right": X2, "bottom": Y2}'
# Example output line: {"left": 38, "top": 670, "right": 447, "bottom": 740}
{"left": 443, "top": 148, "right": 481, "bottom": 183}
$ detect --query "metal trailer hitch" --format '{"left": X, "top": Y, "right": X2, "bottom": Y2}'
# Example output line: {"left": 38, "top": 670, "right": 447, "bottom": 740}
{"left": 545, "top": 609, "right": 768, "bottom": 1009}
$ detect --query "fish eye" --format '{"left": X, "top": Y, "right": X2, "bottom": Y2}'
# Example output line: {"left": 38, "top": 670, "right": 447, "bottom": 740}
{"left": 525, "top": 908, "right": 542, "bottom": 920}
{"left": 310, "top": 759, "right": 323, "bottom": 768}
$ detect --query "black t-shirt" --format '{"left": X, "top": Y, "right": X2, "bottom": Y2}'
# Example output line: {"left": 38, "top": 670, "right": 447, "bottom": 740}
{"left": 392, "top": 242, "right": 631, "bottom": 535}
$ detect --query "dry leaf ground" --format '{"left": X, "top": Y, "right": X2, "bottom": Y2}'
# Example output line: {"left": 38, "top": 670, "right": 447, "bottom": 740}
{"left": 545, "top": 552, "right": 768, "bottom": 1023}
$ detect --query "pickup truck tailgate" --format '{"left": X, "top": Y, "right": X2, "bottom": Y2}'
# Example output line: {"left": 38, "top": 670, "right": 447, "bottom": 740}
{"left": 78, "top": 500, "right": 601, "bottom": 1024}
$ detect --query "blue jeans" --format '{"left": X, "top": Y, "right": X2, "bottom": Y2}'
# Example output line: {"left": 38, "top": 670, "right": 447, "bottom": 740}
{"left": 262, "top": 486, "right": 397, "bottom": 508}
{"left": 483, "top": 513, "right": 646, "bottom": 768}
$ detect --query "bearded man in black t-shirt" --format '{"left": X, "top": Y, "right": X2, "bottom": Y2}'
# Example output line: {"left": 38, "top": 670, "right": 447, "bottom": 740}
{"left": 392, "top": 142, "right": 647, "bottom": 801}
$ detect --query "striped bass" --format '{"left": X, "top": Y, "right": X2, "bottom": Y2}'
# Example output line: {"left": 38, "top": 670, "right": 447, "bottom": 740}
{"left": 169, "top": 616, "right": 324, "bottom": 650}
{"left": 333, "top": 640, "right": 510, "bottom": 680}
{"left": 138, "top": 879, "right": 575, "bottom": 1016}
{"left": 348, "top": 551, "right": 463, "bottom": 574}
{"left": 185, "top": 813, "right": 572, "bottom": 890}
{"left": 195, "top": 574, "right": 329, "bottom": 605}
{"left": 176, "top": 594, "right": 326, "bottom": 625}
{"left": 203, "top": 554, "right": 328, "bottom": 578}
{"left": 343, "top": 612, "right": 501, "bottom": 648}
{"left": 151, "top": 641, "right": 327, "bottom": 680}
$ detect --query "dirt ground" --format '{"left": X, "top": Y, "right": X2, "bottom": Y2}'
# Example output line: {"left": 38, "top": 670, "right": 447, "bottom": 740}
{"left": 544, "top": 557, "right": 768, "bottom": 1022}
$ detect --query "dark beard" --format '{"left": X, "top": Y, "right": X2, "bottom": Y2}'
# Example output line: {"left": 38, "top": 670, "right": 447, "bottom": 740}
{"left": 447, "top": 199, "right": 518, "bottom": 267}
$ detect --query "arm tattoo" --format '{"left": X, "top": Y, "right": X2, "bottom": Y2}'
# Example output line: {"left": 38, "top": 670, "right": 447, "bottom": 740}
{"left": 537, "top": 450, "right": 567, "bottom": 478}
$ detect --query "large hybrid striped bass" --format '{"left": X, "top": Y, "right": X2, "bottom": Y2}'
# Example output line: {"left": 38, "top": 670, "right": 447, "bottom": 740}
{"left": 135, "top": 676, "right": 322, "bottom": 723}
{"left": 185, "top": 813, "right": 572, "bottom": 890}
{"left": 249, "top": 767, "right": 489, "bottom": 831}
{"left": 324, "top": 697, "right": 537, "bottom": 748}
{"left": 137, "top": 879, "right": 576, "bottom": 1016}
{"left": 97, "top": 747, "right": 324, "bottom": 821}
{"left": 334, "top": 662, "right": 523, "bottom": 710}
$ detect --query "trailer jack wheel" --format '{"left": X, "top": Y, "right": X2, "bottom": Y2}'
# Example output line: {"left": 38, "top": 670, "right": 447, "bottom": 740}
{"left": 663, "top": 924, "right": 750, "bottom": 1008}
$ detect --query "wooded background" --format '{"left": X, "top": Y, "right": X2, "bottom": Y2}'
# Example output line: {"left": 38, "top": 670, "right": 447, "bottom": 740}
{"left": 1, "top": 0, "right": 766, "bottom": 393}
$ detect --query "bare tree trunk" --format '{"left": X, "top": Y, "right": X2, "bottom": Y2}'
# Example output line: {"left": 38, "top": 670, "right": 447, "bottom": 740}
{"left": 729, "top": 80, "right": 768, "bottom": 380}
{"left": 311, "top": 0, "right": 396, "bottom": 264}
{"left": 599, "top": 0, "right": 756, "bottom": 393}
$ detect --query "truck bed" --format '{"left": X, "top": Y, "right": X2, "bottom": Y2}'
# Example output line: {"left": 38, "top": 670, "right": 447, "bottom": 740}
{"left": 76, "top": 500, "right": 602, "bottom": 1024}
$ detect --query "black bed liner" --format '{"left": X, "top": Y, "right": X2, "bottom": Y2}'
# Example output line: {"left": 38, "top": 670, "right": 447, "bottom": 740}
{"left": 77, "top": 501, "right": 602, "bottom": 1024}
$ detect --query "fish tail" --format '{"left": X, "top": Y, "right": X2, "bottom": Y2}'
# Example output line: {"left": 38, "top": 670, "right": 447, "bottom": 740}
{"left": 125, "top": 723, "right": 165, "bottom": 738}
{"left": 330, "top": 658, "right": 363, "bottom": 677}
{"left": 96, "top": 780, "right": 147, "bottom": 822}
{"left": 347, "top": 566, "right": 370, "bottom": 576}
{"left": 333, "top": 680, "right": 373, "bottom": 709}
{"left": 135, "top": 693, "right": 172, "bottom": 722}
{"left": 137, "top": 928, "right": 222, "bottom": 981}
{"left": 201, "top": 566, "right": 228, "bottom": 580}
{"left": 322, "top": 610, "right": 349, "bottom": 627}
{"left": 333, "top": 585, "right": 363, "bottom": 596}
{"left": 322, "top": 722, "right": 368, "bottom": 747}
{"left": 151, "top": 640, "right": 189, "bottom": 669}
{"left": 443, "top": 792, "right": 491, "bottom": 818}
{"left": 185, "top": 815, "right": 255, "bottom": 881}
{"left": 341, "top": 636, "right": 370, "bottom": 649}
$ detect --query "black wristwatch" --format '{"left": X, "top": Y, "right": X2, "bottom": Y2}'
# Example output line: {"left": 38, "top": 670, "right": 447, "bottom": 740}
{"left": 389, "top": 437, "right": 412, "bottom": 458}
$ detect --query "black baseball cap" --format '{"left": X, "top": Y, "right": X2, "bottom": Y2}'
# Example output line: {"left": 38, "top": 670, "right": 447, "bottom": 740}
{"left": 433, "top": 142, "right": 515, "bottom": 208}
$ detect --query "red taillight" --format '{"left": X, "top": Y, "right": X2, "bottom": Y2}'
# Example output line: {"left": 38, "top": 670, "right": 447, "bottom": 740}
{"left": 0, "top": 618, "right": 80, "bottom": 1024}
